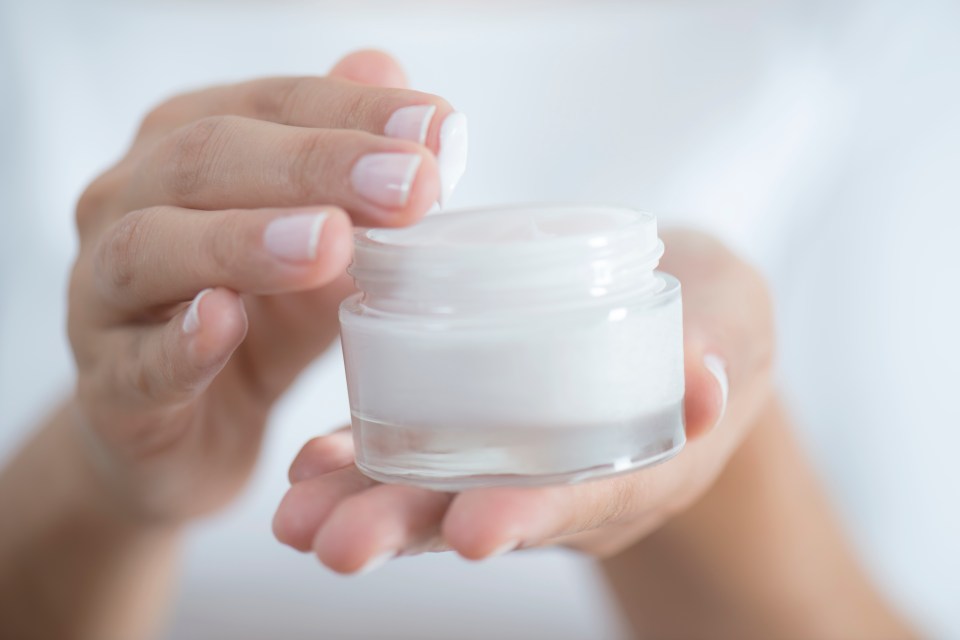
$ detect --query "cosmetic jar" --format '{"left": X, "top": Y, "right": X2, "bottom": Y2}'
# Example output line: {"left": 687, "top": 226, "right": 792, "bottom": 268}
{"left": 339, "top": 205, "right": 685, "bottom": 490}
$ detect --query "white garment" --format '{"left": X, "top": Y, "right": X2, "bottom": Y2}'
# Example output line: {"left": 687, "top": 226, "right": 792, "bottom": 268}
{"left": 1, "top": 1, "right": 958, "bottom": 638}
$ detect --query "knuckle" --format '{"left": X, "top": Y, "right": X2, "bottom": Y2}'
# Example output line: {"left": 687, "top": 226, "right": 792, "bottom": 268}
{"left": 139, "top": 96, "right": 184, "bottom": 135}
{"left": 240, "top": 76, "right": 310, "bottom": 123}
{"left": 286, "top": 131, "right": 332, "bottom": 201}
{"left": 273, "top": 76, "right": 315, "bottom": 123}
{"left": 75, "top": 168, "right": 123, "bottom": 235}
{"left": 94, "top": 207, "right": 160, "bottom": 298}
{"left": 161, "top": 115, "right": 235, "bottom": 200}
{"left": 202, "top": 213, "right": 244, "bottom": 275}
{"left": 339, "top": 87, "right": 378, "bottom": 130}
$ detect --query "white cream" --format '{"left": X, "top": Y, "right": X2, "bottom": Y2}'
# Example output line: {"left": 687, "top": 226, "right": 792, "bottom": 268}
{"left": 339, "top": 205, "right": 685, "bottom": 489}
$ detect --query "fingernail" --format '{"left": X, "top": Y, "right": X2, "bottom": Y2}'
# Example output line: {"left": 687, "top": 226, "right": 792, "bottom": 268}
{"left": 182, "top": 288, "right": 213, "bottom": 334}
{"left": 437, "top": 112, "right": 468, "bottom": 208}
{"left": 384, "top": 104, "right": 437, "bottom": 145}
{"left": 486, "top": 539, "right": 520, "bottom": 559}
{"left": 263, "top": 212, "right": 328, "bottom": 263}
{"left": 351, "top": 153, "right": 422, "bottom": 209}
{"left": 703, "top": 354, "right": 729, "bottom": 426}
{"left": 355, "top": 549, "right": 397, "bottom": 575}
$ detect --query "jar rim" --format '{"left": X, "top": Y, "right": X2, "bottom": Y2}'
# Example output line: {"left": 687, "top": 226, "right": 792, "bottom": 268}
{"left": 349, "top": 204, "right": 666, "bottom": 314}
{"left": 341, "top": 271, "right": 681, "bottom": 324}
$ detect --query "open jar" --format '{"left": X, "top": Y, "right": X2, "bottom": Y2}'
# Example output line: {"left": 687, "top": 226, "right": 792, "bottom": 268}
{"left": 339, "top": 205, "right": 685, "bottom": 490}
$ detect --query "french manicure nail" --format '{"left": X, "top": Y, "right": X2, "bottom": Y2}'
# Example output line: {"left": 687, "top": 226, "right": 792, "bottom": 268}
{"left": 384, "top": 105, "right": 437, "bottom": 145}
{"left": 437, "top": 112, "right": 468, "bottom": 208}
{"left": 355, "top": 549, "right": 397, "bottom": 575}
{"left": 263, "top": 212, "right": 328, "bottom": 263}
{"left": 703, "top": 354, "right": 729, "bottom": 426}
{"left": 182, "top": 288, "right": 213, "bottom": 334}
{"left": 351, "top": 153, "right": 422, "bottom": 209}
{"left": 487, "top": 539, "right": 520, "bottom": 559}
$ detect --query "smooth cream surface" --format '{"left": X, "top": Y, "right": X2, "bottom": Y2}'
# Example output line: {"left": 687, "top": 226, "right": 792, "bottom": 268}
{"left": 363, "top": 206, "right": 658, "bottom": 249}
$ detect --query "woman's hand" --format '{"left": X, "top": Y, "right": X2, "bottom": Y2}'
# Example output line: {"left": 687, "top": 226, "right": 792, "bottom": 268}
{"left": 273, "top": 229, "right": 775, "bottom": 571}
{"left": 67, "top": 51, "right": 464, "bottom": 523}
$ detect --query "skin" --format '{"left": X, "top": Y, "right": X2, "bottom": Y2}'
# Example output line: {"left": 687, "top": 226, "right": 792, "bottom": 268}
{"left": 603, "top": 398, "right": 918, "bottom": 640}
{"left": 0, "top": 50, "right": 914, "bottom": 640}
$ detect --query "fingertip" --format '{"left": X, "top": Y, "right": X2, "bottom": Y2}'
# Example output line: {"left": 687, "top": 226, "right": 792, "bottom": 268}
{"left": 704, "top": 353, "right": 729, "bottom": 419}
{"left": 683, "top": 346, "right": 728, "bottom": 440}
{"left": 442, "top": 489, "right": 540, "bottom": 561}
{"left": 329, "top": 49, "right": 408, "bottom": 89}
{"left": 312, "top": 497, "right": 384, "bottom": 574}
{"left": 275, "top": 468, "right": 377, "bottom": 555}
{"left": 185, "top": 287, "right": 247, "bottom": 368}
{"left": 257, "top": 206, "right": 353, "bottom": 292}
{"left": 373, "top": 149, "right": 440, "bottom": 228}
{"left": 288, "top": 430, "right": 356, "bottom": 484}
{"left": 352, "top": 549, "right": 398, "bottom": 576}
{"left": 272, "top": 487, "right": 312, "bottom": 552}
{"left": 310, "top": 206, "right": 354, "bottom": 281}
{"left": 313, "top": 484, "right": 448, "bottom": 573}
{"left": 409, "top": 151, "right": 441, "bottom": 219}
{"left": 127, "top": 288, "right": 244, "bottom": 407}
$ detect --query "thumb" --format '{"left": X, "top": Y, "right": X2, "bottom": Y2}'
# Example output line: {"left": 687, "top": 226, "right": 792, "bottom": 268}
{"left": 682, "top": 341, "right": 729, "bottom": 441}
{"left": 329, "top": 49, "right": 409, "bottom": 88}
{"left": 661, "top": 230, "right": 773, "bottom": 443}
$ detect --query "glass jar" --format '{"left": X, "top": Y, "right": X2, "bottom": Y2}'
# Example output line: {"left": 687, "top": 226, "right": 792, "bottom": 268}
{"left": 339, "top": 204, "right": 684, "bottom": 490}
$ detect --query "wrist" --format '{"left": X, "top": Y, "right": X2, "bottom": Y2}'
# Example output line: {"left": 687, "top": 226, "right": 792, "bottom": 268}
{"left": 602, "top": 396, "right": 916, "bottom": 639}
{"left": 0, "top": 402, "right": 183, "bottom": 640}
{"left": 57, "top": 401, "right": 183, "bottom": 539}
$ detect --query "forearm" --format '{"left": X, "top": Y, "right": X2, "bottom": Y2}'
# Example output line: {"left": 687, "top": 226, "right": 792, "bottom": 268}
{"left": 601, "top": 396, "right": 916, "bottom": 640}
{"left": 0, "top": 404, "right": 181, "bottom": 640}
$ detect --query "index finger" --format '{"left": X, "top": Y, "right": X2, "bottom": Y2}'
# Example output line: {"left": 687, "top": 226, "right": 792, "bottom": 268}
{"left": 141, "top": 76, "right": 457, "bottom": 154}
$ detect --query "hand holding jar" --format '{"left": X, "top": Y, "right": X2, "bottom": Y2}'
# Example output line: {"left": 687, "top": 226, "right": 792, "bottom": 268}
{"left": 273, "top": 227, "right": 775, "bottom": 569}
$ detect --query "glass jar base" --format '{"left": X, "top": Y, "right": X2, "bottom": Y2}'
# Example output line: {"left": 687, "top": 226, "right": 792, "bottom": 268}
{"left": 352, "top": 404, "right": 685, "bottom": 491}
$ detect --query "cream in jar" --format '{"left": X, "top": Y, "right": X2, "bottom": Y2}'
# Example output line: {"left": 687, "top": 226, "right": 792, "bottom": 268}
{"left": 339, "top": 205, "right": 684, "bottom": 490}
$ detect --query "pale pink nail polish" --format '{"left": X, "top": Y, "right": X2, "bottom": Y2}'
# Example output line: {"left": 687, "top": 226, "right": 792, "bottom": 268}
{"left": 703, "top": 353, "right": 729, "bottom": 425}
{"left": 351, "top": 153, "right": 422, "bottom": 209}
{"left": 263, "top": 212, "right": 327, "bottom": 263}
{"left": 182, "top": 288, "right": 212, "bottom": 334}
{"left": 384, "top": 105, "right": 437, "bottom": 145}
{"left": 486, "top": 539, "right": 520, "bottom": 559}
{"left": 354, "top": 549, "right": 396, "bottom": 575}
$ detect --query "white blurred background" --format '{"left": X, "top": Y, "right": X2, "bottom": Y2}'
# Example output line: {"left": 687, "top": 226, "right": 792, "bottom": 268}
{"left": 1, "top": 0, "right": 958, "bottom": 638}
